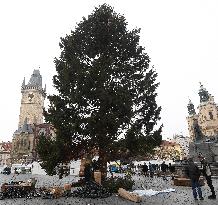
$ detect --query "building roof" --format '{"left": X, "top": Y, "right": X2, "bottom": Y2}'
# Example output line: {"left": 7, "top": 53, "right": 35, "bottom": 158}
{"left": 14, "top": 118, "right": 33, "bottom": 134}
{"left": 27, "top": 69, "right": 42, "bottom": 88}
{"left": 0, "top": 142, "right": 12, "bottom": 152}
{"left": 21, "top": 69, "right": 45, "bottom": 93}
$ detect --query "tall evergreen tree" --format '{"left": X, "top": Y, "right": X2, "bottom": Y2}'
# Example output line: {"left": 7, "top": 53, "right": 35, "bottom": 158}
{"left": 38, "top": 4, "right": 162, "bottom": 176}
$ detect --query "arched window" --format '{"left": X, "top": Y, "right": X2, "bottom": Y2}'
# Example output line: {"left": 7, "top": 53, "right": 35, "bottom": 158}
{"left": 209, "top": 111, "right": 213, "bottom": 120}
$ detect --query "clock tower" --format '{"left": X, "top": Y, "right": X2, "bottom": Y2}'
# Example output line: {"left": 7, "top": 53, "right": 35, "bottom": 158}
{"left": 18, "top": 69, "right": 46, "bottom": 127}
{"left": 11, "top": 69, "right": 46, "bottom": 163}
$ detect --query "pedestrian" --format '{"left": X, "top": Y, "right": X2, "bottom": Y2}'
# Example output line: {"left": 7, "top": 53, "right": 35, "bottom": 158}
{"left": 186, "top": 158, "right": 204, "bottom": 201}
{"left": 14, "top": 167, "right": 17, "bottom": 174}
{"left": 138, "top": 164, "right": 142, "bottom": 175}
{"left": 198, "top": 155, "right": 216, "bottom": 199}
{"left": 92, "top": 159, "right": 99, "bottom": 171}
{"left": 108, "top": 164, "right": 114, "bottom": 178}
{"left": 160, "top": 161, "right": 168, "bottom": 181}
{"left": 142, "top": 163, "right": 148, "bottom": 177}
{"left": 58, "top": 164, "right": 64, "bottom": 179}
{"left": 149, "top": 162, "right": 154, "bottom": 178}
{"left": 84, "top": 162, "right": 92, "bottom": 183}
{"left": 168, "top": 163, "right": 175, "bottom": 180}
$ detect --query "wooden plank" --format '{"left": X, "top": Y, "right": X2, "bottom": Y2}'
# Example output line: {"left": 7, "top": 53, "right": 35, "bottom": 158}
{"left": 94, "top": 171, "right": 101, "bottom": 184}
{"left": 174, "top": 177, "right": 204, "bottom": 186}
{"left": 118, "top": 188, "right": 142, "bottom": 203}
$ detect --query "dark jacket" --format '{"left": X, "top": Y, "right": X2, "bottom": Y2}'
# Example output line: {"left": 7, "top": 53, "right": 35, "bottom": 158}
{"left": 92, "top": 160, "right": 99, "bottom": 171}
{"left": 200, "top": 159, "right": 212, "bottom": 177}
{"left": 161, "top": 163, "right": 168, "bottom": 172}
{"left": 186, "top": 161, "right": 201, "bottom": 181}
{"left": 169, "top": 165, "right": 175, "bottom": 173}
{"left": 149, "top": 163, "right": 154, "bottom": 172}
{"left": 142, "top": 164, "right": 148, "bottom": 172}
{"left": 84, "top": 163, "right": 92, "bottom": 181}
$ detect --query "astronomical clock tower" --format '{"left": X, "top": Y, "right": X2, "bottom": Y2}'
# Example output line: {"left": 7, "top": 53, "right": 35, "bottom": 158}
{"left": 18, "top": 70, "right": 45, "bottom": 127}
{"left": 11, "top": 69, "right": 46, "bottom": 163}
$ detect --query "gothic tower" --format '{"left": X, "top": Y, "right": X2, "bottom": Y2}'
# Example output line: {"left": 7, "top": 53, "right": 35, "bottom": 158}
{"left": 18, "top": 69, "right": 46, "bottom": 127}
{"left": 11, "top": 69, "right": 46, "bottom": 162}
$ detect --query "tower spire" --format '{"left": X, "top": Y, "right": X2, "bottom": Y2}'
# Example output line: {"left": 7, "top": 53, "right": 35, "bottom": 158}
{"left": 198, "top": 83, "right": 210, "bottom": 103}
{"left": 22, "top": 77, "right": 25, "bottom": 88}
{"left": 18, "top": 69, "right": 45, "bottom": 127}
{"left": 187, "top": 99, "right": 196, "bottom": 115}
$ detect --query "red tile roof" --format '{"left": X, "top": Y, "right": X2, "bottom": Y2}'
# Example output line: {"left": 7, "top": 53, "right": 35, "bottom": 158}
{"left": 1, "top": 142, "right": 12, "bottom": 152}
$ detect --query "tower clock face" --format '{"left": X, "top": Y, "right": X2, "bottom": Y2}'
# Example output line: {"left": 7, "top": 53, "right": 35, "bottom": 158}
{"left": 28, "top": 93, "right": 34, "bottom": 102}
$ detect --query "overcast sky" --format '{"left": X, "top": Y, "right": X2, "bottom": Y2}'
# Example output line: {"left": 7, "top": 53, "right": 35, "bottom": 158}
{"left": 1, "top": 0, "right": 218, "bottom": 141}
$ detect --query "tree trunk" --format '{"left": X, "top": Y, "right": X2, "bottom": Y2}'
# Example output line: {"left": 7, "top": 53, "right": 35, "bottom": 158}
{"left": 98, "top": 149, "right": 108, "bottom": 182}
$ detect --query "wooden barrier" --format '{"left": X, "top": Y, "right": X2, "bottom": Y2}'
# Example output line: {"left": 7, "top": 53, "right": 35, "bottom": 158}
{"left": 50, "top": 187, "right": 63, "bottom": 198}
{"left": 118, "top": 188, "right": 142, "bottom": 203}
{"left": 64, "top": 184, "right": 71, "bottom": 191}
{"left": 174, "top": 177, "right": 204, "bottom": 186}
{"left": 94, "top": 171, "right": 101, "bottom": 184}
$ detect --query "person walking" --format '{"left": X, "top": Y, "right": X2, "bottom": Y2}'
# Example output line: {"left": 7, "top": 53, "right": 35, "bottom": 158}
{"left": 160, "top": 161, "right": 168, "bottom": 181}
{"left": 186, "top": 158, "right": 204, "bottom": 201}
{"left": 142, "top": 163, "right": 148, "bottom": 177}
{"left": 198, "top": 155, "right": 216, "bottom": 199}
{"left": 149, "top": 162, "right": 154, "bottom": 178}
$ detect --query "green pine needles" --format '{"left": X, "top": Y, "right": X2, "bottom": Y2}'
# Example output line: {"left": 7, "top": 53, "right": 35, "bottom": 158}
{"left": 37, "top": 4, "right": 162, "bottom": 176}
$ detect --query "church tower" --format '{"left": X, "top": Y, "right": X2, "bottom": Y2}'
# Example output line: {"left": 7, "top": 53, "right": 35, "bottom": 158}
{"left": 187, "top": 83, "right": 218, "bottom": 142}
{"left": 188, "top": 83, "right": 218, "bottom": 162}
{"left": 197, "top": 83, "right": 218, "bottom": 138}
{"left": 11, "top": 69, "right": 46, "bottom": 162}
{"left": 18, "top": 69, "right": 46, "bottom": 127}
{"left": 186, "top": 99, "right": 198, "bottom": 142}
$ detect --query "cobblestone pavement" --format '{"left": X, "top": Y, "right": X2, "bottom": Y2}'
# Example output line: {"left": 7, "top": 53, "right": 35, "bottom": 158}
{"left": 0, "top": 174, "right": 217, "bottom": 205}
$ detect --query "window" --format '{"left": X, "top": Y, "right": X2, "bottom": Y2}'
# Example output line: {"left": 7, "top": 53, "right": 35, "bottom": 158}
{"left": 209, "top": 112, "right": 213, "bottom": 120}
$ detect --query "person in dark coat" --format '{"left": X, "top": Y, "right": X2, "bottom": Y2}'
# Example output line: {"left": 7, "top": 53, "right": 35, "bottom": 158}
{"left": 142, "top": 163, "right": 148, "bottom": 177}
{"left": 92, "top": 159, "right": 99, "bottom": 171}
{"left": 160, "top": 161, "right": 168, "bottom": 180}
{"left": 149, "top": 162, "right": 154, "bottom": 178}
{"left": 168, "top": 163, "right": 175, "bottom": 180}
{"left": 84, "top": 162, "right": 92, "bottom": 182}
{"left": 198, "top": 155, "right": 216, "bottom": 199}
{"left": 186, "top": 158, "right": 204, "bottom": 201}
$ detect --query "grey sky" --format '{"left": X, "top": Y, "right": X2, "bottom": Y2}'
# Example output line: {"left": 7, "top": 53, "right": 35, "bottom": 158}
{"left": 1, "top": 0, "right": 218, "bottom": 141}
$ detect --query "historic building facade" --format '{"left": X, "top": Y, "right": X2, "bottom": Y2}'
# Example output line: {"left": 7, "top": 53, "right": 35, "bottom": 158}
{"left": 153, "top": 140, "right": 182, "bottom": 160}
{"left": 11, "top": 69, "right": 54, "bottom": 163}
{"left": 187, "top": 83, "right": 218, "bottom": 142}
{"left": 187, "top": 83, "right": 218, "bottom": 162}
{"left": 0, "top": 141, "right": 12, "bottom": 166}
{"left": 172, "top": 134, "right": 189, "bottom": 159}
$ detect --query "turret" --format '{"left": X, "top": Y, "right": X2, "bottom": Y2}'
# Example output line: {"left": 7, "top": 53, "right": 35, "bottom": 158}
{"left": 18, "top": 69, "right": 46, "bottom": 127}
{"left": 21, "top": 69, "right": 46, "bottom": 97}
{"left": 22, "top": 77, "right": 25, "bottom": 88}
{"left": 187, "top": 99, "right": 196, "bottom": 115}
{"left": 198, "top": 82, "right": 210, "bottom": 103}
